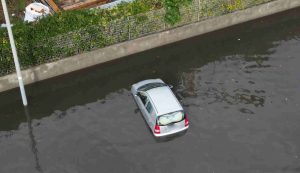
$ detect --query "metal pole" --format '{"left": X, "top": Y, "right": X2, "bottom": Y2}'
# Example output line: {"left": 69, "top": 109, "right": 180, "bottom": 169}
{"left": 128, "top": 17, "right": 131, "bottom": 40}
{"left": 1, "top": 0, "right": 28, "bottom": 106}
{"left": 198, "top": 0, "right": 201, "bottom": 21}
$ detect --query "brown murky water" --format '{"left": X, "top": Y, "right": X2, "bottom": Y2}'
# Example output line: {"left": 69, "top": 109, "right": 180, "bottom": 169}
{"left": 0, "top": 8, "right": 300, "bottom": 173}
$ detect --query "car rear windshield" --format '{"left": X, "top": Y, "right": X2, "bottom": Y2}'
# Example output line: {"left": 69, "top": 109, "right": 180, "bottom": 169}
{"left": 138, "top": 82, "right": 167, "bottom": 92}
{"left": 157, "top": 111, "right": 184, "bottom": 126}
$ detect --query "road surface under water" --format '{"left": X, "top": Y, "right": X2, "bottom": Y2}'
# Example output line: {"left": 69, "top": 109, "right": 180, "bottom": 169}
{"left": 0, "top": 8, "right": 300, "bottom": 173}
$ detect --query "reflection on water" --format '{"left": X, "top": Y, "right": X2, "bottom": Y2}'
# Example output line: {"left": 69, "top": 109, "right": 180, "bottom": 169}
{"left": 177, "top": 56, "right": 267, "bottom": 110}
{"left": 0, "top": 7, "right": 300, "bottom": 173}
{"left": 24, "top": 107, "right": 43, "bottom": 173}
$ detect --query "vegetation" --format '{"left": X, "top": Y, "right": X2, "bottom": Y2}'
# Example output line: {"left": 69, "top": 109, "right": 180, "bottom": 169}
{"left": 0, "top": 0, "right": 274, "bottom": 76}
{"left": 164, "top": 0, "right": 192, "bottom": 25}
{"left": 0, "top": 0, "right": 29, "bottom": 23}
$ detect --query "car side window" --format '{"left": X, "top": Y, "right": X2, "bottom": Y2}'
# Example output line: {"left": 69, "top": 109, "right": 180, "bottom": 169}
{"left": 138, "top": 92, "right": 148, "bottom": 105}
{"left": 145, "top": 101, "right": 153, "bottom": 114}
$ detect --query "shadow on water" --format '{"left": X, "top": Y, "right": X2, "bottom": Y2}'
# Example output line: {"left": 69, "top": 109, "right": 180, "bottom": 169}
{"left": 24, "top": 107, "right": 43, "bottom": 173}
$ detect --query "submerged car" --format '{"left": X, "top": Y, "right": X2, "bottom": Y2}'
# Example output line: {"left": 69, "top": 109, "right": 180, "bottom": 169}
{"left": 131, "top": 79, "right": 189, "bottom": 137}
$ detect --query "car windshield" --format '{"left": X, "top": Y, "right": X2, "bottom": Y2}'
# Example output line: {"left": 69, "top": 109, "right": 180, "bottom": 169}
{"left": 138, "top": 82, "right": 167, "bottom": 92}
{"left": 157, "top": 111, "right": 184, "bottom": 126}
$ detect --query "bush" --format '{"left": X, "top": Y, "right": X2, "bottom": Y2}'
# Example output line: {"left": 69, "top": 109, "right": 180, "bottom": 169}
{"left": 164, "top": 0, "right": 192, "bottom": 25}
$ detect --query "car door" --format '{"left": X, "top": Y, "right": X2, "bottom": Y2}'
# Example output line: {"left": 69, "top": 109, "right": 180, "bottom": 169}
{"left": 136, "top": 91, "right": 151, "bottom": 125}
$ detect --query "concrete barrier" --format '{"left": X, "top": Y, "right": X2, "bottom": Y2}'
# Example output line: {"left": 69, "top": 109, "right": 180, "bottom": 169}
{"left": 1, "top": 0, "right": 300, "bottom": 92}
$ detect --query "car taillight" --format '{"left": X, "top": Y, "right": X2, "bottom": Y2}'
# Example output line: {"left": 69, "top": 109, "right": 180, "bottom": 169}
{"left": 154, "top": 124, "right": 160, "bottom": 134}
{"left": 185, "top": 116, "right": 189, "bottom": 127}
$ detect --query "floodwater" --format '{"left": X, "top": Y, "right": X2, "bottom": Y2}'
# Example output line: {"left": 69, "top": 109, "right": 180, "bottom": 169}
{"left": 1, "top": 8, "right": 300, "bottom": 173}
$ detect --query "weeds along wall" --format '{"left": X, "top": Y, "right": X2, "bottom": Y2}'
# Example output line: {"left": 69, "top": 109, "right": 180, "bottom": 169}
{"left": 0, "top": 0, "right": 273, "bottom": 76}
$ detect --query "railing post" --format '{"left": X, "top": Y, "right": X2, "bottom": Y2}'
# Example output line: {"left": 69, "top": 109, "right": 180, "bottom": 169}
{"left": 128, "top": 17, "right": 131, "bottom": 40}
{"left": 198, "top": 0, "right": 201, "bottom": 21}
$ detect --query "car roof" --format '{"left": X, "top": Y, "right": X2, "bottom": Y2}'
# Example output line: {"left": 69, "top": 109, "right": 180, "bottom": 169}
{"left": 146, "top": 86, "right": 183, "bottom": 116}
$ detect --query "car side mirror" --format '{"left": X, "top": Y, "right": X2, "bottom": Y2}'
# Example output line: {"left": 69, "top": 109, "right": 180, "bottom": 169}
{"left": 169, "top": 85, "right": 173, "bottom": 89}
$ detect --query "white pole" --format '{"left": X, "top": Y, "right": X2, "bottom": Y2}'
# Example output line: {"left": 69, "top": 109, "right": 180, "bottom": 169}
{"left": 1, "top": 0, "right": 28, "bottom": 106}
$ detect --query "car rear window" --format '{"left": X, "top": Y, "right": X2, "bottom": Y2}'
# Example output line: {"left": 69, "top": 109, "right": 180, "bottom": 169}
{"left": 157, "top": 111, "right": 184, "bottom": 126}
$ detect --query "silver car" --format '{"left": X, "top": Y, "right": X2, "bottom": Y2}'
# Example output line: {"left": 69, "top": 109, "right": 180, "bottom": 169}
{"left": 131, "top": 79, "right": 189, "bottom": 137}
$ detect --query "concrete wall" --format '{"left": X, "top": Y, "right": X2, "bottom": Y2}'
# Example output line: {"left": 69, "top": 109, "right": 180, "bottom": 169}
{"left": 1, "top": 0, "right": 300, "bottom": 93}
